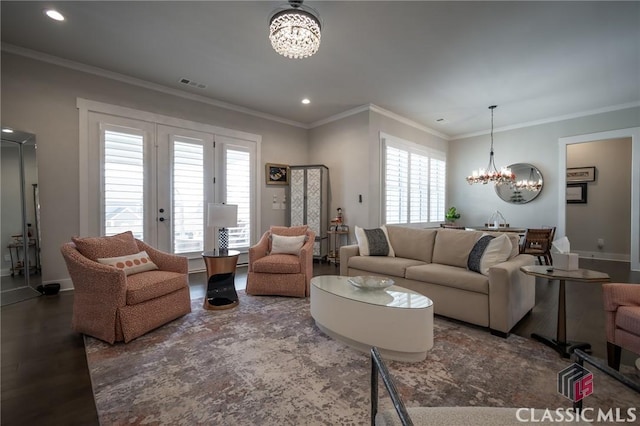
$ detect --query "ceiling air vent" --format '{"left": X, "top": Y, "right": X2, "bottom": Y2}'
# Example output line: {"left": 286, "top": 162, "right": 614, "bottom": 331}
{"left": 179, "top": 78, "right": 207, "bottom": 89}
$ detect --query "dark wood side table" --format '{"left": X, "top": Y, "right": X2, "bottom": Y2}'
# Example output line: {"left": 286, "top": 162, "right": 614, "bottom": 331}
{"left": 202, "top": 250, "right": 240, "bottom": 311}
{"left": 520, "top": 265, "right": 610, "bottom": 358}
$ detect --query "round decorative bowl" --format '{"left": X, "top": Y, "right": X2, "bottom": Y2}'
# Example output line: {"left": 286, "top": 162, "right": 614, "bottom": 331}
{"left": 347, "top": 276, "right": 394, "bottom": 290}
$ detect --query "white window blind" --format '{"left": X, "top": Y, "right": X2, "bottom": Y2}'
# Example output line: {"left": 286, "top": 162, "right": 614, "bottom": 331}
{"left": 225, "top": 147, "right": 251, "bottom": 249}
{"left": 173, "top": 141, "right": 204, "bottom": 254}
{"left": 384, "top": 136, "right": 446, "bottom": 225}
{"left": 104, "top": 130, "right": 145, "bottom": 239}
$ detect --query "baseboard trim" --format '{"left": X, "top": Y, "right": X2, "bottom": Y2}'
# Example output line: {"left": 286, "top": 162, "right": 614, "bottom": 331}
{"left": 573, "top": 251, "right": 630, "bottom": 262}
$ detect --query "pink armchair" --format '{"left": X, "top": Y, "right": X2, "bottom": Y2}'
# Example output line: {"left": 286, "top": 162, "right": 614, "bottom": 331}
{"left": 246, "top": 226, "right": 315, "bottom": 297}
{"left": 60, "top": 231, "right": 191, "bottom": 344}
{"left": 602, "top": 283, "right": 640, "bottom": 369}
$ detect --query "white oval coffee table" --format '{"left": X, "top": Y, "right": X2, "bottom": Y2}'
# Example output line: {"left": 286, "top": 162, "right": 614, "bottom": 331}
{"left": 310, "top": 275, "right": 433, "bottom": 362}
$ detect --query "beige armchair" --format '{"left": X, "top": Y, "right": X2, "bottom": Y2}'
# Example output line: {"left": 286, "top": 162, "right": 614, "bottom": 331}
{"left": 60, "top": 231, "right": 191, "bottom": 344}
{"left": 602, "top": 283, "right": 640, "bottom": 369}
{"left": 246, "top": 226, "right": 315, "bottom": 297}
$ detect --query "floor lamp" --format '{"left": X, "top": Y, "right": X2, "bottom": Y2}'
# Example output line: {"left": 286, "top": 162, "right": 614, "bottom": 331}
{"left": 208, "top": 203, "right": 238, "bottom": 254}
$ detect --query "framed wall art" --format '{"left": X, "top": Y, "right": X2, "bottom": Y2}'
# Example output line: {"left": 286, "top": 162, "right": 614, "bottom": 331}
{"left": 566, "top": 166, "right": 596, "bottom": 183}
{"left": 566, "top": 183, "right": 587, "bottom": 204}
{"left": 265, "top": 163, "right": 290, "bottom": 185}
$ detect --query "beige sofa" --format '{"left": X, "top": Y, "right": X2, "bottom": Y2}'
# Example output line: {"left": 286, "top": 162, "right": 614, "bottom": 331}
{"left": 340, "top": 226, "right": 535, "bottom": 336}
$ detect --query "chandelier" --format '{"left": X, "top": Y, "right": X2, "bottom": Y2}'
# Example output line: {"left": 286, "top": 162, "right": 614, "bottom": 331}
{"left": 466, "top": 105, "right": 515, "bottom": 186}
{"left": 514, "top": 167, "right": 543, "bottom": 192}
{"left": 269, "top": 0, "right": 321, "bottom": 59}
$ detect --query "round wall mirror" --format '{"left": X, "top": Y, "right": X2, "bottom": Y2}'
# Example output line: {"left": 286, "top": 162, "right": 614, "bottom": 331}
{"left": 495, "top": 163, "right": 543, "bottom": 204}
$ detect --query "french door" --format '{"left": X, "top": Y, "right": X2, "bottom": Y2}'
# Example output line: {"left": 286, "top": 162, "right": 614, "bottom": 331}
{"left": 156, "top": 125, "right": 215, "bottom": 255}
{"left": 84, "top": 105, "right": 257, "bottom": 268}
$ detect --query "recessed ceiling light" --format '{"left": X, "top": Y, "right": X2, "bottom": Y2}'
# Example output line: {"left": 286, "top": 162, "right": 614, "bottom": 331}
{"left": 44, "top": 9, "right": 65, "bottom": 21}
{"left": 2, "top": 128, "right": 14, "bottom": 133}
{"left": 301, "top": 98, "right": 311, "bottom": 105}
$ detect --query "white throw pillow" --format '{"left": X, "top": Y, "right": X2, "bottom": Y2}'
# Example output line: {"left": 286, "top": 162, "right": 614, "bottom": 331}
{"left": 270, "top": 234, "right": 306, "bottom": 255}
{"left": 468, "top": 234, "right": 512, "bottom": 275}
{"left": 97, "top": 250, "right": 159, "bottom": 276}
{"left": 354, "top": 225, "right": 395, "bottom": 257}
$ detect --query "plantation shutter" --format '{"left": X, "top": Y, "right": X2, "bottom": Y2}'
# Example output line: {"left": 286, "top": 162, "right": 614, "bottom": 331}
{"left": 383, "top": 135, "right": 447, "bottom": 225}
{"left": 103, "top": 130, "right": 145, "bottom": 239}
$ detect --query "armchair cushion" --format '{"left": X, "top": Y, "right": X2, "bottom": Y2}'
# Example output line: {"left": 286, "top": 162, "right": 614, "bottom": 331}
{"left": 72, "top": 231, "right": 139, "bottom": 261}
{"left": 270, "top": 234, "right": 306, "bottom": 255}
{"left": 126, "top": 270, "right": 189, "bottom": 305}
{"left": 616, "top": 306, "right": 640, "bottom": 335}
{"left": 97, "top": 250, "right": 159, "bottom": 276}
{"left": 252, "top": 254, "right": 301, "bottom": 274}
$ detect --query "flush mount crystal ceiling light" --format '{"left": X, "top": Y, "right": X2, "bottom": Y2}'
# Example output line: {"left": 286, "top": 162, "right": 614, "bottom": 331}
{"left": 269, "top": 0, "right": 321, "bottom": 59}
{"left": 466, "top": 105, "right": 515, "bottom": 186}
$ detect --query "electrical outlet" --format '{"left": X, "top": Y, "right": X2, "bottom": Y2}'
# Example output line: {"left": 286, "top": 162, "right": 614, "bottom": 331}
{"left": 597, "top": 238, "right": 604, "bottom": 249}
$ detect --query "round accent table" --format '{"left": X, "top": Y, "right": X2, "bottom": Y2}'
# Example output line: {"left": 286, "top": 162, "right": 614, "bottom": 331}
{"left": 202, "top": 250, "right": 240, "bottom": 311}
{"left": 310, "top": 275, "right": 433, "bottom": 362}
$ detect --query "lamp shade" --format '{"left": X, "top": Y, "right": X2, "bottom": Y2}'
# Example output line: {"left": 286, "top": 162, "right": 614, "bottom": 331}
{"left": 207, "top": 203, "right": 238, "bottom": 228}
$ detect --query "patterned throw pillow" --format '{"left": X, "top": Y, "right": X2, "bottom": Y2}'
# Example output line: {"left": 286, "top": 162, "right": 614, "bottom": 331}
{"left": 467, "top": 234, "right": 512, "bottom": 275}
{"left": 97, "top": 251, "right": 159, "bottom": 276}
{"left": 270, "top": 234, "right": 306, "bottom": 255}
{"left": 354, "top": 225, "right": 395, "bottom": 257}
{"left": 72, "top": 231, "right": 139, "bottom": 261}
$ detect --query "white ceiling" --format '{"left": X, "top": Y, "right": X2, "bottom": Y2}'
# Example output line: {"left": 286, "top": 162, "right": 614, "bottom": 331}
{"left": 1, "top": 1, "right": 639, "bottom": 138}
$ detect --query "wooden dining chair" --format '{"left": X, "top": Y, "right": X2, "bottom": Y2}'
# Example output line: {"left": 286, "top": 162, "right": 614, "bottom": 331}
{"left": 520, "top": 227, "right": 555, "bottom": 265}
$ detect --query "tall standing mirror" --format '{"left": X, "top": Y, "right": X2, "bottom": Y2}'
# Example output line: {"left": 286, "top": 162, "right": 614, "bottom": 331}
{"left": 1, "top": 127, "right": 41, "bottom": 306}
{"left": 495, "top": 163, "right": 544, "bottom": 204}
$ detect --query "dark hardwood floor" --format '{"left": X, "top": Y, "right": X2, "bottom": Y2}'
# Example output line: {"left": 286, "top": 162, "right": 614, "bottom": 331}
{"left": 1, "top": 259, "right": 638, "bottom": 425}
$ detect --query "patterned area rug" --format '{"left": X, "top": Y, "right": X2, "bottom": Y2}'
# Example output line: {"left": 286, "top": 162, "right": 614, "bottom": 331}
{"left": 85, "top": 291, "right": 638, "bottom": 425}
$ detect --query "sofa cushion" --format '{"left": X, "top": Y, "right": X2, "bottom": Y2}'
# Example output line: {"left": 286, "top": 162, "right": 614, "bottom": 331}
{"left": 467, "top": 234, "right": 512, "bottom": 275}
{"left": 405, "top": 263, "right": 490, "bottom": 294}
{"left": 432, "top": 229, "right": 482, "bottom": 268}
{"left": 253, "top": 254, "right": 301, "bottom": 274}
{"left": 386, "top": 226, "right": 437, "bottom": 263}
{"left": 72, "top": 231, "right": 140, "bottom": 261}
{"left": 485, "top": 231, "right": 521, "bottom": 259}
{"left": 355, "top": 225, "right": 395, "bottom": 257}
{"left": 126, "top": 270, "right": 188, "bottom": 305}
{"left": 97, "top": 250, "right": 159, "bottom": 276}
{"left": 348, "top": 255, "right": 425, "bottom": 278}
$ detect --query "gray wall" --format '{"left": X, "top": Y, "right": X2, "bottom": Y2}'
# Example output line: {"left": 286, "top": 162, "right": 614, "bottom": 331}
{"left": 567, "top": 138, "right": 632, "bottom": 259}
{"left": 309, "top": 111, "right": 370, "bottom": 236}
{"left": 308, "top": 109, "right": 449, "bottom": 245}
{"left": 1, "top": 52, "right": 308, "bottom": 283}
{"left": 448, "top": 108, "right": 640, "bottom": 236}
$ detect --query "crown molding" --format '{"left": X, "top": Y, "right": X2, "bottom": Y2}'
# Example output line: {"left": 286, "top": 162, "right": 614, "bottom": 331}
{"left": 455, "top": 101, "right": 640, "bottom": 140}
{"left": 1, "top": 43, "right": 308, "bottom": 129}
{"left": 309, "top": 103, "right": 451, "bottom": 140}
{"left": 368, "top": 104, "right": 451, "bottom": 140}
{"left": 308, "top": 104, "right": 371, "bottom": 128}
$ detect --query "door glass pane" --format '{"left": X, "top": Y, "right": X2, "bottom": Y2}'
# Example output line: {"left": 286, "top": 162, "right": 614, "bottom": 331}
{"left": 104, "top": 130, "right": 144, "bottom": 238}
{"left": 173, "top": 141, "right": 204, "bottom": 253}
{"left": 226, "top": 148, "right": 250, "bottom": 248}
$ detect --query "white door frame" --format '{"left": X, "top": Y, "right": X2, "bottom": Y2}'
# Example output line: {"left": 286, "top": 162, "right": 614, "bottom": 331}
{"left": 558, "top": 127, "right": 640, "bottom": 271}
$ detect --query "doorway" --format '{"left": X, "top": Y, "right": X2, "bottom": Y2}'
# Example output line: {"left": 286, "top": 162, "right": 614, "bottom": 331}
{"left": 558, "top": 127, "right": 640, "bottom": 271}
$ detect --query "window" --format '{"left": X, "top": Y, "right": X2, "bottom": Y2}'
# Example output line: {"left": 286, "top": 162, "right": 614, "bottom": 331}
{"left": 173, "top": 141, "right": 205, "bottom": 254}
{"left": 225, "top": 146, "right": 252, "bottom": 249}
{"left": 103, "top": 129, "right": 145, "bottom": 239}
{"left": 383, "top": 135, "right": 446, "bottom": 225}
